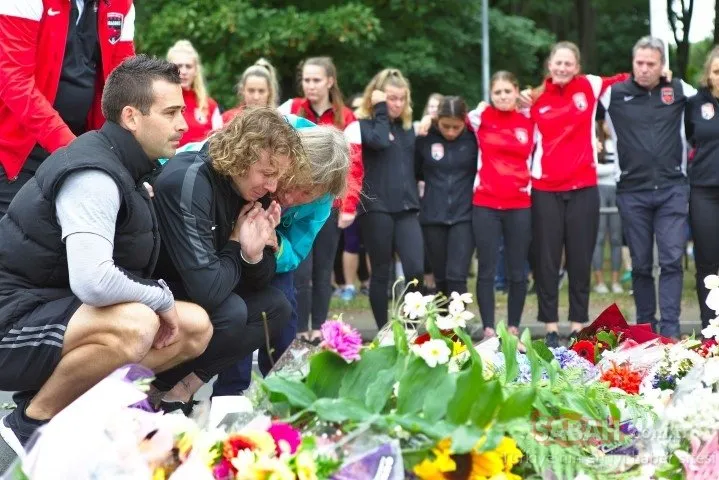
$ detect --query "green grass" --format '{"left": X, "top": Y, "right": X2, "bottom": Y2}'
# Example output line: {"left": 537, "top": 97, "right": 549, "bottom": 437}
{"left": 328, "top": 251, "right": 701, "bottom": 324}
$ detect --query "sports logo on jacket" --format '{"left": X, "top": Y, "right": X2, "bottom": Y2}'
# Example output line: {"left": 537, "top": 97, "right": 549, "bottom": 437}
{"left": 661, "top": 87, "right": 674, "bottom": 105}
{"left": 702, "top": 102, "right": 715, "bottom": 120}
{"left": 194, "top": 109, "right": 208, "bottom": 124}
{"left": 431, "top": 143, "right": 444, "bottom": 161}
{"left": 107, "top": 13, "right": 124, "bottom": 44}
{"left": 572, "top": 92, "right": 588, "bottom": 111}
{"left": 514, "top": 128, "right": 529, "bottom": 144}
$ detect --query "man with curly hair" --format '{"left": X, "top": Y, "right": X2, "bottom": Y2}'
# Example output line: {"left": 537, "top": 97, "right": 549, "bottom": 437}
{"left": 149, "top": 107, "right": 303, "bottom": 408}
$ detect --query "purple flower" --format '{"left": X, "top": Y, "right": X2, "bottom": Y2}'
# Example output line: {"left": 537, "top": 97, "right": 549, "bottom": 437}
{"left": 320, "top": 320, "right": 363, "bottom": 362}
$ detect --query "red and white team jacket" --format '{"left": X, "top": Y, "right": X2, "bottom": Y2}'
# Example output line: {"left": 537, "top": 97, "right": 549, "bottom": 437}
{"left": 530, "top": 73, "right": 629, "bottom": 192}
{"left": 0, "top": 0, "right": 136, "bottom": 180}
{"left": 468, "top": 106, "right": 535, "bottom": 210}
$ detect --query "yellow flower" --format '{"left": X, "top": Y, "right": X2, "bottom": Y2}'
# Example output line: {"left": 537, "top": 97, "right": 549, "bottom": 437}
{"left": 152, "top": 468, "right": 166, "bottom": 480}
{"left": 494, "top": 437, "right": 523, "bottom": 470}
{"left": 252, "top": 456, "right": 295, "bottom": 480}
{"left": 176, "top": 431, "right": 195, "bottom": 460}
{"left": 413, "top": 438, "right": 457, "bottom": 479}
{"left": 413, "top": 458, "right": 450, "bottom": 480}
{"left": 452, "top": 341, "right": 467, "bottom": 357}
{"left": 296, "top": 451, "right": 318, "bottom": 480}
{"left": 243, "top": 430, "right": 277, "bottom": 456}
{"left": 489, "top": 473, "right": 523, "bottom": 480}
{"left": 470, "top": 450, "right": 504, "bottom": 479}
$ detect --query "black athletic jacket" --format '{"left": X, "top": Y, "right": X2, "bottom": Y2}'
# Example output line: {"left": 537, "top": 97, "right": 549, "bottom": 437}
{"left": 600, "top": 77, "right": 697, "bottom": 192}
{"left": 685, "top": 87, "right": 719, "bottom": 187}
{"left": 358, "top": 102, "right": 420, "bottom": 214}
{"left": 415, "top": 126, "right": 477, "bottom": 225}
{"left": 152, "top": 144, "right": 276, "bottom": 313}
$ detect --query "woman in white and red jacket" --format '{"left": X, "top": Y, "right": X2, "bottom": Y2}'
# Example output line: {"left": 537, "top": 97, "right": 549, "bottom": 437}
{"left": 0, "top": 0, "right": 136, "bottom": 214}
{"left": 278, "top": 56, "right": 363, "bottom": 342}
{"left": 469, "top": 71, "right": 535, "bottom": 339}
{"left": 167, "top": 40, "right": 223, "bottom": 146}
{"left": 529, "top": 41, "right": 629, "bottom": 347}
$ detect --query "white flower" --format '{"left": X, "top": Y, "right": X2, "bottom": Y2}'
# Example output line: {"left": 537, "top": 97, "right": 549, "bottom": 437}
{"left": 703, "top": 357, "right": 719, "bottom": 385}
{"left": 412, "top": 339, "right": 451, "bottom": 368}
{"left": 448, "top": 299, "right": 465, "bottom": 316}
{"left": 705, "top": 274, "right": 719, "bottom": 290}
{"left": 707, "top": 289, "right": 719, "bottom": 316}
{"left": 702, "top": 317, "right": 719, "bottom": 341}
{"left": 436, "top": 315, "right": 459, "bottom": 330}
{"left": 450, "top": 292, "right": 473, "bottom": 304}
{"left": 402, "top": 291, "right": 430, "bottom": 319}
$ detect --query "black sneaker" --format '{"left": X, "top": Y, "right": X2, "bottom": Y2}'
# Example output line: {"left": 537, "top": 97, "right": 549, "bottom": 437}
{"left": 544, "top": 331, "right": 560, "bottom": 348}
{"left": 0, "top": 393, "right": 47, "bottom": 455}
{"left": 160, "top": 395, "right": 198, "bottom": 417}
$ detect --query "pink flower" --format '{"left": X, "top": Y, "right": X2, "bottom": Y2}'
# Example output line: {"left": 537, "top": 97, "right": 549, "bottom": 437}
{"left": 212, "top": 458, "right": 234, "bottom": 480}
{"left": 320, "top": 319, "right": 362, "bottom": 362}
{"left": 267, "top": 422, "right": 302, "bottom": 455}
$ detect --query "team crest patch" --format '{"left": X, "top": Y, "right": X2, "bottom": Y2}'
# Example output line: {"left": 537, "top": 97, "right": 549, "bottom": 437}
{"left": 702, "top": 102, "right": 715, "bottom": 120}
{"left": 431, "top": 143, "right": 444, "bottom": 160}
{"left": 661, "top": 87, "right": 674, "bottom": 105}
{"left": 515, "top": 128, "right": 529, "bottom": 144}
{"left": 107, "top": 13, "right": 124, "bottom": 44}
{"left": 572, "top": 92, "right": 588, "bottom": 111}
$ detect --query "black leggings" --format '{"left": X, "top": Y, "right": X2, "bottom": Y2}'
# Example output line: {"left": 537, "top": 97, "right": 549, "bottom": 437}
{"left": 472, "top": 206, "right": 531, "bottom": 329}
{"left": 359, "top": 211, "right": 424, "bottom": 328}
{"left": 294, "top": 209, "right": 341, "bottom": 331}
{"left": 153, "top": 285, "right": 291, "bottom": 391}
{"left": 690, "top": 186, "right": 719, "bottom": 327}
{"left": 532, "top": 187, "right": 599, "bottom": 324}
{"left": 422, "top": 222, "right": 473, "bottom": 295}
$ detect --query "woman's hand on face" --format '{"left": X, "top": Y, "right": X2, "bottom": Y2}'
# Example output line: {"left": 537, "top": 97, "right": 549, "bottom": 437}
{"left": 371, "top": 90, "right": 387, "bottom": 106}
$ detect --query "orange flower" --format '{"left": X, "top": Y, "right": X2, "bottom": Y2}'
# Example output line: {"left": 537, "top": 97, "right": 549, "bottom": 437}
{"left": 600, "top": 363, "right": 643, "bottom": 394}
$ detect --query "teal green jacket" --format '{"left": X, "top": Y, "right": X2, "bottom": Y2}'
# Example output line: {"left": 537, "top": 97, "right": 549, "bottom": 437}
{"left": 164, "top": 114, "right": 332, "bottom": 273}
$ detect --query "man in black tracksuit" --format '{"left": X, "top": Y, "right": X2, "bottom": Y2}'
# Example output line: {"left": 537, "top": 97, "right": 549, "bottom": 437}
{"left": 150, "top": 108, "right": 299, "bottom": 404}
{"left": 600, "top": 36, "right": 697, "bottom": 338}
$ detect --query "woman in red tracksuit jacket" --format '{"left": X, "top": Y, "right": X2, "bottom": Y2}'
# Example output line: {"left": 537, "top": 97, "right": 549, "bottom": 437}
{"left": 469, "top": 71, "right": 535, "bottom": 339}
{"left": 278, "top": 56, "right": 363, "bottom": 342}
{"left": 167, "top": 40, "right": 223, "bottom": 146}
{"left": 529, "top": 41, "right": 629, "bottom": 347}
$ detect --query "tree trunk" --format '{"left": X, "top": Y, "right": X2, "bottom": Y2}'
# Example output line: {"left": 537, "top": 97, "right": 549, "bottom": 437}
{"left": 576, "top": 0, "right": 597, "bottom": 73}
{"left": 667, "top": 0, "right": 695, "bottom": 79}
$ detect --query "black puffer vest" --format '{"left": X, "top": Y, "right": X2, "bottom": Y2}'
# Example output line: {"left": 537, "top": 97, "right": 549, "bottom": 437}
{"left": 0, "top": 122, "right": 161, "bottom": 328}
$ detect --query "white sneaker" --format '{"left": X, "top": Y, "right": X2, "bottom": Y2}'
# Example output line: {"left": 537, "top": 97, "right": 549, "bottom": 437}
{"left": 611, "top": 283, "right": 624, "bottom": 294}
{"left": 594, "top": 283, "right": 609, "bottom": 294}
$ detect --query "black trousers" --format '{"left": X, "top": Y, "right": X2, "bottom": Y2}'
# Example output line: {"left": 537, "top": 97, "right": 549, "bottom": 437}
{"left": 472, "top": 206, "right": 531, "bottom": 329}
{"left": 422, "top": 222, "right": 473, "bottom": 295}
{"left": 153, "top": 285, "right": 291, "bottom": 391}
{"left": 0, "top": 154, "right": 43, "bottom": 217}
{"left": 531, "top": 187, "right": 599, "bottom": 324}
{"left": 690, "top": 186, "right": 719, "bottom": 328}
{"left": 294, "top": 209, "right": 341, "bottom": 331}
{"left": 359, "top": 211, "right": 424, "bottom": 328}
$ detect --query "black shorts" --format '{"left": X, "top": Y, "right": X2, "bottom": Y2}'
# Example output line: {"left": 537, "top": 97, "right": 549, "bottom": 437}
{"left": 0, "top": 296, "right": 81, "bottom": 392}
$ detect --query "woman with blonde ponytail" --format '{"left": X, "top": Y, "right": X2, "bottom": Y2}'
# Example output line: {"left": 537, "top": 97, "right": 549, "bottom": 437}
{"left": 222, "top": 58, "right": 280, "bottom": 123}
{"left": 167, "top": 40, "right": 222, "bottom": 146}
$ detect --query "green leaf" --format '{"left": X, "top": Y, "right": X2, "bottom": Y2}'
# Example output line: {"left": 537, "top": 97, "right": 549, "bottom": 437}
{"left": 308, "top": 398, "right": 371, "bottom": 423}
{"left": 305, "top": 350, "right": 352, "bottom": 398}
{"left": 497, "top": 323, "right": 519, "bottom": 382}
{"left": 596, "top": 331, "right": 617, "bottom": 349}
{"left": 339, "top": 346, "right": 398, "bottom": 402}
{"left": 365, "top": 367, "right": 397, "bottom": 413}
{"left": 397, "top": 357, "right": 449, "bottom": 415}
{"left": 423, "top": 370, "right": 457, "bottom": 422}
{"left": 532, "top": 340, "right": 555, "bottom": 363}
{"left": 448, "top": 424, "right": 485, "bottom": 453}
{"left": 390, "top": 415, "right": 453, "bottom": 439}
{"left": 391, "top": 320, "right": 409, "bottom": 355}
{"left": 522, "top": 329, "right": 544, "bottom": 385}
{"left": 470, "top": 380, "right": 503, "bottom": 428}
{"left": 263, "top": 375, "right": 317, "bottom": 408}
{"left": 496, "top": 387, "right": 536, "bottom": 423}
{"left": 446, "top": 363, "right": 484, "bottom": 425}
{"left": 454, "top": 327, "right": 483, "bottom": 372}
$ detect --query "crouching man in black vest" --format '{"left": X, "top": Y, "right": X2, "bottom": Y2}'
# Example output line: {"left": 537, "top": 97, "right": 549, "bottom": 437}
{"left": 148, "top": 108, "right": 299, "bottom": 408}
{"left": 0, "top": 55, "right": 213, "bottom": 454}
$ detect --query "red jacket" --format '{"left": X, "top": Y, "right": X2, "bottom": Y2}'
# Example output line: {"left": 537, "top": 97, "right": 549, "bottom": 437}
{"left": 468, "top": 106, "right": 535, "bottom": 209}
{"left": 530, "top": 73, "right": 628, "bottom": 192}
{"left": 178, "top": 89, "right": 222, "bottom": 146}
{"left": 0, "top": 0, "right": 135, "bottom": 180}
{"left": 279, "top": 98, "right": 363, "bottom": 215}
